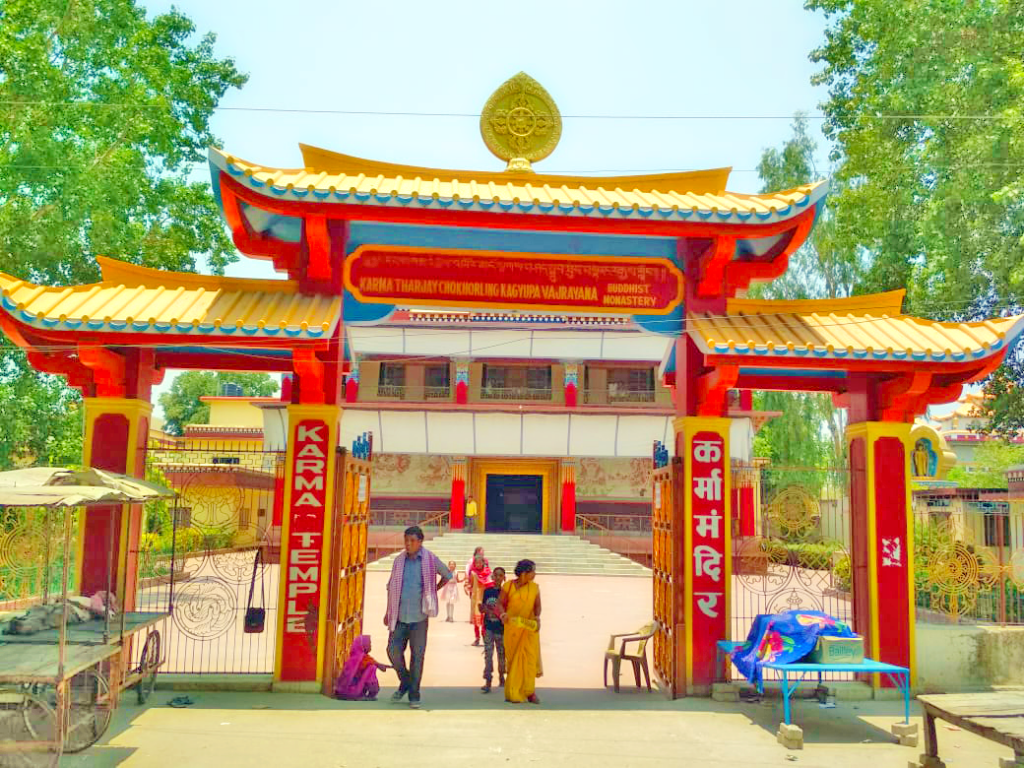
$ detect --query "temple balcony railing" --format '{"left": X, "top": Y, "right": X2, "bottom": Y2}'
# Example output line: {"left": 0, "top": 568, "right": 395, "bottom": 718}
{"left": 480, "top": 386, "right": 553, "bottom": 401}
{"left": 374, "top": 385, "right": 452, "bottom": 401}
{"left": 583, "top": 389, "right": 657, "bottom": 405}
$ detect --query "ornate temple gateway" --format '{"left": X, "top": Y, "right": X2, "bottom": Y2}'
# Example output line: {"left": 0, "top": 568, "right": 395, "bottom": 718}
{"left": 2, "top": 73, "right": 1023, "bottom": 694}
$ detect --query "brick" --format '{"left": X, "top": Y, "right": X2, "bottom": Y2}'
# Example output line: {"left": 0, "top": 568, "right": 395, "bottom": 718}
{"left": 891, "top": 722, "right": 919, "bottom": 747}
{"left": 910, "top": 755, "right": 946, "bottom": 768}
{"left": 998, "top": 758, "right": 1024, "bottom": 768}
{"left": 776, "top": 723, "right": 803, "bottom": 750}
{"left": 711, "top": 683, "right": 740, "bottom": 703}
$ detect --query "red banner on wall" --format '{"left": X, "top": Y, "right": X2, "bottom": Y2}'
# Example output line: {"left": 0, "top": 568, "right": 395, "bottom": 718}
{"left": 280, "top": 419, "right": 331, "bottom": 681}
{"left": 690, "top": 430, "right": 727, "bottom": 686}
{"left": 344, "top": 245, "right": 683, "bottom": 315}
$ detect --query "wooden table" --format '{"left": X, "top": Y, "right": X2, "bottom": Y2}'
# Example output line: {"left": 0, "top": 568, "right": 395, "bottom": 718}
{"left": 918, "top": 693, "right": 1024, "bottom": 766}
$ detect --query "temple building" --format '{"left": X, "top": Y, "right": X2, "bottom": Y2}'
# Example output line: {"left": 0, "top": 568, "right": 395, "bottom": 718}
{"left": 3, "top": 72, "right": 1024, "bottom": 693}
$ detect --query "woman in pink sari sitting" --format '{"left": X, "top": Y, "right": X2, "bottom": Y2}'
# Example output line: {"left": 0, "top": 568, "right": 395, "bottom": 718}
{"left": 334, "top": 635, "right": 391, "bottom": 701}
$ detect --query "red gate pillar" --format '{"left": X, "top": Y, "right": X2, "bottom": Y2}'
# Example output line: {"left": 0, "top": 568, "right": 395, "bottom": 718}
{"left": 675, "top": 416, "right": 732, "bottom": 696}
{"left": 847, "top": 421, "right": 915, "bottom": 687}
{"left": 450, "top": 458, "right": 467, "bottom": 530}
{"left": 275, "top": 404, "right": 342, "bottom": 687}
{"left": 560, "top": 459, "right": 576, "bottom": 532}
{"left": 80, "top": 397, "right": 151, "bottom": 609}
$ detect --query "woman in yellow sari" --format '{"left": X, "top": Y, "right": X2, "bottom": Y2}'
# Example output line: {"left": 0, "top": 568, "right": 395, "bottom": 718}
{"left": 499, "top": 559, "right": 542, "bottom": 704}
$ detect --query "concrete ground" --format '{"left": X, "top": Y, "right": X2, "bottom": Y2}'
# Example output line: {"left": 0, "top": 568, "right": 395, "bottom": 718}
{"left": 59, "top": 572, "right": 1016, "bottom": 767}
{"left": 64, "top": 690, "right": 1014, "bottom": 768}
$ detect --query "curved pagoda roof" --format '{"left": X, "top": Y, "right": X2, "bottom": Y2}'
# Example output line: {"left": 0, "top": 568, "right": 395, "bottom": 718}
{"left": 689, "top": 292, "right": 1024, "bottom": 365}
{"left": 0, "top": 257, "right": 339, "bottom": 340}
{"left": 209, "top": 144, "right": 828, "bottom": 227}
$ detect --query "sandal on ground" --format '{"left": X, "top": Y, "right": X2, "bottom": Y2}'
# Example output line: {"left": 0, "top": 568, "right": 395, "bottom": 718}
{"left": 167, "top": 696, "right": 194, "bottom": 708}
{"left": 481, "top": 684, "right": 491, "bottom": 693}
{"left": 527, "top": 694, "right": 540, "bottom": 705}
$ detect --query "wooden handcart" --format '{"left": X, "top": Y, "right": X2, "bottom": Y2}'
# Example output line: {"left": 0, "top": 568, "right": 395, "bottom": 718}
{"left": 0, "top": 468, "right": 175, "bottom": 767}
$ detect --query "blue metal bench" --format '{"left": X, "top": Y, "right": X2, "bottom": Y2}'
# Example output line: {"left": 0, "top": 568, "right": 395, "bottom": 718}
{"left": 716, "top": 639, "right": 910, "bottom": 727}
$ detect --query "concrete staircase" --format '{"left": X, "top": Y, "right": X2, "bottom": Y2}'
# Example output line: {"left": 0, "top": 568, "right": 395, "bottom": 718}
{"left": 368, "top": 533, "right": 651, "bottom": 577}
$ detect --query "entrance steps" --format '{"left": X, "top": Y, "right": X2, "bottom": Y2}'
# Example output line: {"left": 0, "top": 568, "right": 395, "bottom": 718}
{"left": 367, "top": 533, "right": 651, "bottom": 577}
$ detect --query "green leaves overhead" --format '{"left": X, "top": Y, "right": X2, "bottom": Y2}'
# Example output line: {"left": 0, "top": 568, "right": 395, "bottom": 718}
{"left": 0, "top": 0, "right": 247, "bottom": 283}
{"left": 0, "top": 0, "right": 247, "bottom": 468}
{"left": 806, "top": 0, "right": 1024, "bottom": 318}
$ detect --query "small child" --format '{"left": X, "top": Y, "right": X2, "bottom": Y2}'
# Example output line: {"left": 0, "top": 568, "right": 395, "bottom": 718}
{"left": 440, "top": 561, "right": 462, "bottom": 622}
{"left": 479, "top": 566, "right": 507, "bottom": 693}
{"left": 334, "top": 635, "right": 390, "bottom": 701}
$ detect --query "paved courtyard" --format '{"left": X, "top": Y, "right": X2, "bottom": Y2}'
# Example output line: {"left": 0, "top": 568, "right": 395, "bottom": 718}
{"left": 61, "top": 571, "right": 1018, "bottom": 767}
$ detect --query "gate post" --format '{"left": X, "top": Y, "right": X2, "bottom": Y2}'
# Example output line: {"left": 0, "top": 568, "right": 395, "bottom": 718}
{"left": 675, "top": 416, "right": 732, "bottom": 696}
{"left": 847, "top": 421, "right": 915, "bottom": 687}
{"left": 274, "top": 403, "right": 342, "bottom": 687}
{"left": 560, "top": 459, "right": 576, "bottom": 532}
{"left": 80, "top": 397, "right": 151, "bottom": 609}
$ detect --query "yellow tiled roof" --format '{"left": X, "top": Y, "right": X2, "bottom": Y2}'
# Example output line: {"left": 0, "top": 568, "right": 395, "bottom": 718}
{"left": 0, "top": 258, "right": 340, "bottom": 339}
{"left": 689, "top": 292, "right": 1024, "bottom": 364}
{"left": 210, "top": 145, "right": 828, "bottom": 225}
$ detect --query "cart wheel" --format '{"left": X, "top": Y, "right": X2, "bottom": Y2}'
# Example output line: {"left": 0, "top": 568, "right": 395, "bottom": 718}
{"left": 136, "top": 629, "right": 162, "bottom": 705}
{"left": 62, "top": 668, "right": 114, "bottom": 754}
{"left": 0, "top": 686, "right": 62, "bottom": 767}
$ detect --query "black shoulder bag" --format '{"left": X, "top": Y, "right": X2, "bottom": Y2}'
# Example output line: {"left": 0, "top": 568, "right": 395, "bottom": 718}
{"left": 244, "top": 548, "right": 266, "bottom": 634}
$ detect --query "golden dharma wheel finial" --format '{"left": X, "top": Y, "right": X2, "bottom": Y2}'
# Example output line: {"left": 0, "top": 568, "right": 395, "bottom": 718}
{"left": 480, "top": 72, "right": 562, "bottom": 173}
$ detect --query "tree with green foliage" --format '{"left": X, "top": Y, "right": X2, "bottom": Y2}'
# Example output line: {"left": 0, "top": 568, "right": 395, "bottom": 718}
{"left": 0, "top": 0, "right": 247, "bottom": 469}
{"left": 158, "top": 372, "right": 279, "bottom": 436}
{"left": 752, "top": 115, "right": 853, "bottom": 474}
{"left": 806, "top": 0, "right": 1024, "bottom": 437}
{"left": 946, "top": 441, "right": 1024, "bottom": 489}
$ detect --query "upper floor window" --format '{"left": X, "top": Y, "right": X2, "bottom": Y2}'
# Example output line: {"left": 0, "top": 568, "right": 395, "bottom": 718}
{"left": 425, "top": 364, "right": 451, "bottom": 399}
{"left": 607, "top": 368, "right": 656, "bottom": 402}
{"left": 378, "top": 363, "right": 406, "bottom": 398}
{"left": 481, "top": 365, "right": 551, "bottom": 400}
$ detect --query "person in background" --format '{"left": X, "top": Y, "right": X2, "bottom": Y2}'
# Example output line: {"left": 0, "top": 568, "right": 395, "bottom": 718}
{"left": 465, "top": 494, "right": 479, "bottom": 532}
{"left": 440, "top": 560, "right": 462, "bottom": 622}
{"left": 500, "top": 559, "right": 542, "bottom": 704}
{"left": 467, "top": 552, "right": 493, "bottom": 646}
{"left": 465, "top": 546, "right": 487, "bottom": 621}
{"left": 384, "top": 526, "right": 452, "bottom": 709}
{"left": 334, "top": 635, "right": 391, "bottom": 701}
{"left": 480, "top": 566, "right": 506, "bottom": 693}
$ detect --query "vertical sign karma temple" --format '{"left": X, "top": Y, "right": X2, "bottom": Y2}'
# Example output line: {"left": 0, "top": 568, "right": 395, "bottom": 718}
{"left": 279, "top": 418, "right": 332, "bottom": 681}
{"left": 2, "top": 71, "right": 1024, "bottom": 692}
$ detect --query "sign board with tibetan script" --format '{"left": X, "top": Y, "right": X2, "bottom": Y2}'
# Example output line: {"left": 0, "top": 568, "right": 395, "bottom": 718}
{"left": 344, "top": 246, "right": 683, "bottom": 314}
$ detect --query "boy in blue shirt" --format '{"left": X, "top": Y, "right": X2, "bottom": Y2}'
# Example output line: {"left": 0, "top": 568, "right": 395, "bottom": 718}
{"left": 479, "top": 566, "right": 506, "bottom": 693}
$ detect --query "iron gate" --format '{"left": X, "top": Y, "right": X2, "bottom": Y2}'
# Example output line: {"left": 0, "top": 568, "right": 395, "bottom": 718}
{"left": 140, "top": 441, "right": 285, "bottom": 674}
{"left": 729, "top": 462, "right": 854, "bottom": 681}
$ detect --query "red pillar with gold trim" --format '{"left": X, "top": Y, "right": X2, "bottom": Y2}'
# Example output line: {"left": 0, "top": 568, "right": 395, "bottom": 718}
{"left": 676, "top": 416, "right": 731, "bottom": 695}
{"left": 450, "top": 458, "right": 466, "bottom": 530}
{"left": 847, "top": 421, "right": 915, "bottom": 687}
{"left": 275, "top": 403, "right": 342, "bottom": 686}
{"left": 560, "top": 459, "right": 576, "bottom": 532}
{"left": 80, "top": 397, "right": 151, "bottom": 608}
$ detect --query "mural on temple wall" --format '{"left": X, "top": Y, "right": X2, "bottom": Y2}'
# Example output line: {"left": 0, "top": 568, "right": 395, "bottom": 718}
{"left": 372, "top": 454, "right": 451, "bottom": 495}
{"left": 577, "top": 457, "right": 652, "bottom": 499}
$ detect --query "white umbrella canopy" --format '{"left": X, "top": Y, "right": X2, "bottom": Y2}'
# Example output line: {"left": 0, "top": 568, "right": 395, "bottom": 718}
{"left": 0, "top": 467, "right": 174, "bottom": 507}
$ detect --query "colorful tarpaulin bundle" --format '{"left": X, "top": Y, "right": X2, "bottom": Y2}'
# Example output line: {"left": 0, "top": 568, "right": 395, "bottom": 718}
{"left": 729, "top": 610, "right": 858, "bottom": 686}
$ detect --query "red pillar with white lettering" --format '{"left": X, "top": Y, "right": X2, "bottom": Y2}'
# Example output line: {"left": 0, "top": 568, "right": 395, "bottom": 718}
{"left": 275, "top": 404, "right": 342, "bottom": 686}
{"left": 847, "top": 421, "right": 915, "bottom": 687}
{"left": 676, "top": 415, "right": 731, "bottom": 696}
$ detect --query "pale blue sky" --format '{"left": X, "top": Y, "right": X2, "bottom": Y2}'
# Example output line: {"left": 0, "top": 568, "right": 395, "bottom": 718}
{"left": 146, "top": 0, "right": 833, "bottom": 282}
{"left": 149, "top": 1, "right": 960, "bottom": 416}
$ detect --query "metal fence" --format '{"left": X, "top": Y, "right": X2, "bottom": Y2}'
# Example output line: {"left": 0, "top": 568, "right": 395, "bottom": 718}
{"left": 0, "top": 506, "right": 78, "bottom": 610}
{"left": 141, "top": 442, "right": 285, "bottom": 674}
{"left": 913, "top": 494, "right": 1024, "bottom": 626}
{"left": 730, "top": 463, "right": 854, "bottom": 682}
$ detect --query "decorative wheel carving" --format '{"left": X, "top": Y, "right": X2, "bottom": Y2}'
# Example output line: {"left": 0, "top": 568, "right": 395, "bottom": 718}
{"left": 172, "top": 578, "right": 237, "bottom": 640}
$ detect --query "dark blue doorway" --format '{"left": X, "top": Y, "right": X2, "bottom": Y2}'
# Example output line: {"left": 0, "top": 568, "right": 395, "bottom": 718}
{"left": 485, "top": 475, "right": 543, "bottom": 533}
